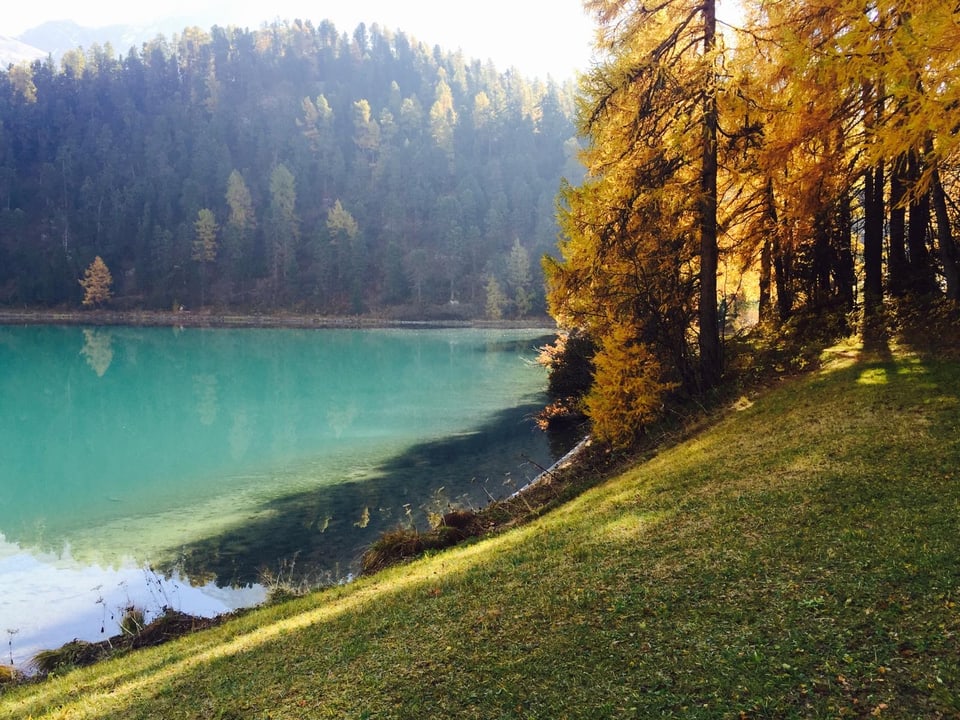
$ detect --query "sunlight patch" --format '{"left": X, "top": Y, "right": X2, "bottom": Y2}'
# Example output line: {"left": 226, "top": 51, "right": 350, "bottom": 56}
{"left": 732, "top": 396, "right": 753, "bottom": 411}
{"left": 595, "top": 511, "right": 667, "bottom": 545}
{"left": 896, "top": 358, "right": 928, "bottom": 376}
{"left": 857, "top": 367, "right": 889, "bottom": 385}
{"left": 819, "top": 341, "right": 861, "bottom": 373}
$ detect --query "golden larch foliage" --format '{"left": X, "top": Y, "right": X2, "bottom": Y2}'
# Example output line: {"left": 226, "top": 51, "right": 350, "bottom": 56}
{"left": 79, "top": 256, "right": 113, "bottom": 308}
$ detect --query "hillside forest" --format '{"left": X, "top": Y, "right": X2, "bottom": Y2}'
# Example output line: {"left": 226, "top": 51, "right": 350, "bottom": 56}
{"left": 0, "top": 20, "right": 580, "bottom": 317}
{"left": 543, "top": 0, "right": 960, "bottom": 446}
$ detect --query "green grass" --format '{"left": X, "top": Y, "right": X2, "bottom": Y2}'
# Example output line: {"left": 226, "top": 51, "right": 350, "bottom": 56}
{"left": 3, "top": 341, "right": 959, "bottom": 719}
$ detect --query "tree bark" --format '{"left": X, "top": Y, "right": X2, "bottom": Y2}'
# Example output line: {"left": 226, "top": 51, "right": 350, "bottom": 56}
{"left": 759, "top": 232, "right": 772, "bottom": 324}
{"left": 889, "top": 153, "right": 909, "bottom": 296}
{"left": 907, "top": 148, "right": 933, "bottom": 294}
{"left": 698, "top": 0, "right": 721, "bottom": 390}
{"left": 835, "top": 187, "right": 856, "bottom": 312}
{"left": 931, "top": 164, "right": 960, "bottom": 301}
{"left": 862, "top": 80, "right": 884, "bottom": 326}
{"left": 863, "top": 162, "right": 884, "bottom": 315}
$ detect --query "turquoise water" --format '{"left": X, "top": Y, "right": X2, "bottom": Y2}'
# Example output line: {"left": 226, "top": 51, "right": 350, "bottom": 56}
{"left": 0, "top": 325, "right": 566, "bottom": 666}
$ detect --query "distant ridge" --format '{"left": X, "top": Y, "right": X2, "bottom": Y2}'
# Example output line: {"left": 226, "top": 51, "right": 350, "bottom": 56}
{"left": 0, "top": 35, "right": 46, "bottom": 66}
{"left": 17, "top": 19, "right": 189, "bottom": 59}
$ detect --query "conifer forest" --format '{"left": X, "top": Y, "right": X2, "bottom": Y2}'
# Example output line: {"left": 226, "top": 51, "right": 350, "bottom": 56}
{"left": 0, "top": 20, "right": 579, "bottom": 316}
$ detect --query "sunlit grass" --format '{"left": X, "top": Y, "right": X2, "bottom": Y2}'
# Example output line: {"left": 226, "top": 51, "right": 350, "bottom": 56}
{"left": 3, "top": 341, "right": 959, "bottom": 718}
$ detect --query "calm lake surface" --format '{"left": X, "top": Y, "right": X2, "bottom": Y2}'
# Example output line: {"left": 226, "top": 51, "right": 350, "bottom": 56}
{"left": 0, "top": 325, "right": 571, "bottom": 667}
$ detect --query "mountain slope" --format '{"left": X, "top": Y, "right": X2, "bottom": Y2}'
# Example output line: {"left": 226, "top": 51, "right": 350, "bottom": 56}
{"left": 2, "top": 341, "right": 959, "bottom": 718}
{"left": 17, "top": 18, "right": 219, "bottom": 58}
{"left": 0, "top": 36, "right": 45, "bottom": 66}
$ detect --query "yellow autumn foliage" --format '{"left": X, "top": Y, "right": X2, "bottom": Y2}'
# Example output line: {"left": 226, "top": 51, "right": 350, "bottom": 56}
{"left": 585, "top": 324, "right": 676, "bottom": 448}
{"left": 79, "top": 256, "right": 113, "bottom": 308}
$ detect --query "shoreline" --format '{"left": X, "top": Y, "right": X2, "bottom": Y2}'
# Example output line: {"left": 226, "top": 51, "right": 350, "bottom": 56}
{"left": 0, "top": 308, "right": 557, "bottom": 331}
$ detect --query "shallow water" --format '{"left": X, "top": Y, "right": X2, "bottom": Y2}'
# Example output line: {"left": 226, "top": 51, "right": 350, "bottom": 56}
{"left": 0, "top": 325, "right": 569, "bottom": 666}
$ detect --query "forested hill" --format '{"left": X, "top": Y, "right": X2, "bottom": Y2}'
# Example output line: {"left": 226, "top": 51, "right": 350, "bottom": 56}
{"left": 0, "top": 20, "right": 582, "bottom": 316}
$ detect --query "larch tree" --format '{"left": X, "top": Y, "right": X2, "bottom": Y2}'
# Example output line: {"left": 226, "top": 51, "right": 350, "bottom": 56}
{"left": 79, "top": 256, "right": 113, "bottom": 307}
{"left": 734, "top": 0, "right": 960, "bottom": 325}
{"left": 734, "top": 0, "right": 861, "bottom": 324}
{"left": 429, "top": 73, "right": 458, "bottom": 164}
{"left": 545, "top": 0, "right": 725, "bottom": 445}
{"left": 862, "top": 1, "right": 960, "bottom": 301}
{"left": 484, "top": 275, "right": 507, "bottom": 320}
{"left": 326, "top": 199, "right": 364, "bottom": 310}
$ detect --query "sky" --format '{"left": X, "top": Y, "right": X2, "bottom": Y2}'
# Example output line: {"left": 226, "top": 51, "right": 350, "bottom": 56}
{"left": 0, "top": 0, "right": 599, "bottom": 81}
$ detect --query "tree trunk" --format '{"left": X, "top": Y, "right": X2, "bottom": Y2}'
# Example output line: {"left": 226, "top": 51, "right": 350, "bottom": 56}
{"left": 768, "top": 180, "right": 793, "bottom": 322}
{"left": 835, "top": 187, "right": 855, "bottom": 312}
{"left": 889, "top": 153, "right": 909, "bottom": 296}
{"left": 812, "top": 210, "right": 831, "bottom": 306}
{"left": 759, "top": 232, "right": 772, "bottom": 324}
{"left": 931, "top": 164, "right": 960, "bottom": 301}
{"left": 863, "top": 162, "right": 884, "bottom": 316}
{"left": 698, "top": 0, "right": 721, "bottom": 390}
{"left": 861, "top": 80, "right": 884, "bottom": 327}
{"left": 907, "top": 148, "right": 933, "bottom": 295}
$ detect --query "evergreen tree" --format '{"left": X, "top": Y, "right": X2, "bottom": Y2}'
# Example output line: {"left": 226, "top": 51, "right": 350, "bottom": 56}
{"left": 192, "top": 208, "right": 218, "bottom": 305}
{"left": 266, "top": 164, "right": 299, "bottom": 303}
{"left": 506, "top": 238, "right": 532, "bottom": 318}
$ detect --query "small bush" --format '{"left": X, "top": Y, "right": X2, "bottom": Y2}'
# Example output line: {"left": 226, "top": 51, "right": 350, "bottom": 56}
{"left": 31, "top": 640, "right": 105, "bottom": 675}
{"left": 436, "top": 508, "right": 481, "bottom": 536}
{"left": 535, "top": 397, "right": 586, "bottom": 431}
{"left": 119, "top": 607, "right": 146, "bottom": 638}
{"left": 537, "top": 330, "right": 596, "bottom": 399}
{"left": 28, "top": 608, "right": 225, "bottom": 676}
{"left": 890, "top": 297, "right": 960, "bottom": 354}
{"left": 361, "top": 510, "right": 486, "bottom": 574}
{"left": 130, "top": 609, "right": 218, "bottom": 649}
{"left": 361, "top": 528, "right": 425, "bottom": 574}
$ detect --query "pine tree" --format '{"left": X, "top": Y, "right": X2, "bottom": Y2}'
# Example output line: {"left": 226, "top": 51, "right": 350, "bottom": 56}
{"left": 192, "top": 208, "right": 218, "bottom": 306}
{"left": 266, "top": 164, "right": 299, "bottom": 303}
{"left": 506, "top": 238, "right": 532, "bottom": 318}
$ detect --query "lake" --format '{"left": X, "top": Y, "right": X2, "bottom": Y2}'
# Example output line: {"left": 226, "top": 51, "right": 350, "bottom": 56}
{"left": 0, "top": 325, "right": 571, "bottom": 667}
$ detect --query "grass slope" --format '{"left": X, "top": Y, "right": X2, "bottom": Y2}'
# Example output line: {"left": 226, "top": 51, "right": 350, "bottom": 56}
{"left": 3, "top": 341, "right": 959, "bottom": 719}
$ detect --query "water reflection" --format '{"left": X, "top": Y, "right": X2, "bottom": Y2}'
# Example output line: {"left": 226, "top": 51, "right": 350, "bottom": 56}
{"left": 0, "top": 536, "right": 265, "bottom": 668}
{"left": 193, "top": 373, "right": 219, "bottom": 426}
{"left": 1, "top": 327, "right": 553, "bottom": 559}
{"left": 0, "top": 325, "right": 563, "bottom": 664}
{"left": 80, "top": 328, "right": 113, "bottom": 377}
{"left": 229, "top": 409, "right": 253, "bottom": 461}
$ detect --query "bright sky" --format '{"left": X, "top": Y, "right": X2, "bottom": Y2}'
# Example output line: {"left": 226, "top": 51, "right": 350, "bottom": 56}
{"left": 1, "top": 0, "right": 599, "bottom": 80}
